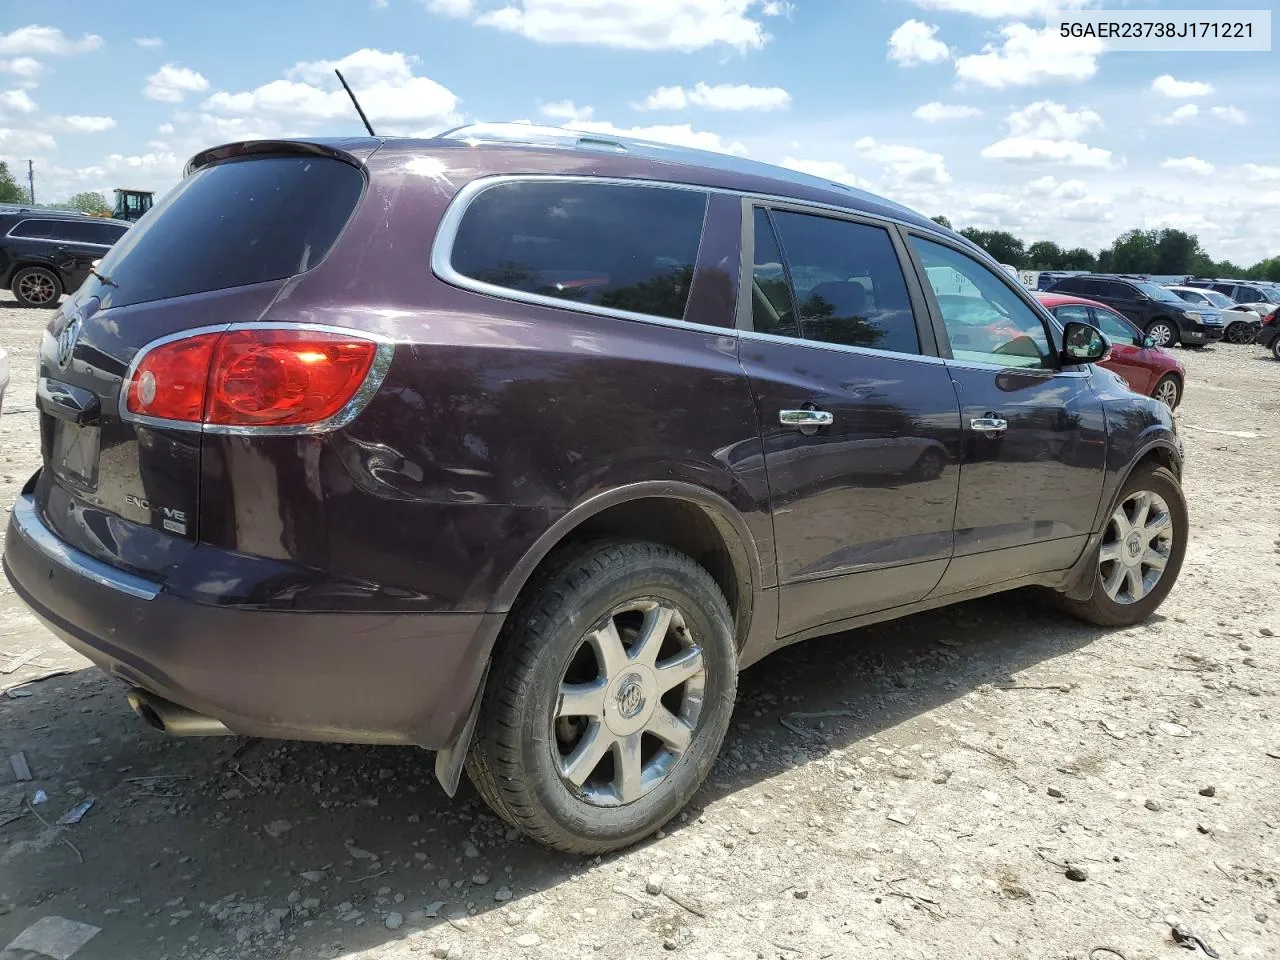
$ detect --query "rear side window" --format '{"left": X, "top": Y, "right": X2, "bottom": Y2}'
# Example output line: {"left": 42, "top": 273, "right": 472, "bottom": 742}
{"left": 759, "top": 208, "right": 920, "bottom": 354}
{"left": 91, "top": 155, "right": 364, "bottom": 309}
{"left": 449, "top": 181, "right": 708, "bottom": 322}
{"left": 49, "top": 220, "right": 125, "bottom": 245}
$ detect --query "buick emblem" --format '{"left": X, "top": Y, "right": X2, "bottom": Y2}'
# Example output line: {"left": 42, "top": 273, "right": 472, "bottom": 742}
{"left": 615, "top": 675, "right": 646, "bottom": 720}
{"left": 55, "top": 314, "right": 82, "bottom": 370}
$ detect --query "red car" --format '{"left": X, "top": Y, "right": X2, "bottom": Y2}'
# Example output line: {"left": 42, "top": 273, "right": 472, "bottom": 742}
{"left": 1036, "top": 292, "right": 1186, "bottom": 408}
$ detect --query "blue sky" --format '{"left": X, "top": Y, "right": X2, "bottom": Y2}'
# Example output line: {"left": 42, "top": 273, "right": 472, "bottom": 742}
{"left": 2, "top": 0, "right": 1277, "bottom": 262}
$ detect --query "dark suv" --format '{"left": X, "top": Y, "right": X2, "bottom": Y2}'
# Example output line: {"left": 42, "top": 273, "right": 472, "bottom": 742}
{"left": 1046, "top": 274, "right": 1223, "bottom": 348}
{"left": 0, "top": 209, "right": 130, "bottom": 306}
{"left": 3, "top": 127, "right": 1187, "bottom": 853}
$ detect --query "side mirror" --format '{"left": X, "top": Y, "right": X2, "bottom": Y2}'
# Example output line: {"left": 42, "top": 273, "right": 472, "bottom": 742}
{"left": 1061, "top": 321, "right": 1111, "bottom": 365}
{"left": 1142, "top": 335, "right": 1157, "bottom": 349}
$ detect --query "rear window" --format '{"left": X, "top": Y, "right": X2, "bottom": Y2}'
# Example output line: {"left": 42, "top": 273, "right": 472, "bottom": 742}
{"left": 448, "top": 180, "right": 708, "bottom": 321}
{"left": 49, "top": 220, "right": 127, "bottom": 245}
{"left": 90, "top": 155, "right": 364, "bottom": 309}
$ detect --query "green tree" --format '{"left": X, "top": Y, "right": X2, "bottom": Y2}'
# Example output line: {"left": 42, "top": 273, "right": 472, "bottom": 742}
{"left": 1153, "top": 228, "right": 1203, "bottom": 275}
{"left": 959, "top": 228, "right": 1026, "bottom": 267}
{"left": 930, "top": 215, "right": 952, "bottom": 230}
{"left": 0, "top": 161, "right": 30, "bottom": 204}
{"left": 66, "top": 190, "right": 110, "bottom": 215}
{"left": 1107, "top": 229, "right": 1161, "bottom": 274}
{"left": 1027, "top": 240, "right": 1064, "bottom": 270}
{"left": 1060, "top": 248, "right": 1096, "bottom": 271}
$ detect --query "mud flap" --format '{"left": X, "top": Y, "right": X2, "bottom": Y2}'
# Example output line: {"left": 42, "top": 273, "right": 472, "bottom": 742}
{"left": 433, "top": 661, "right": 489, "bottom": 797}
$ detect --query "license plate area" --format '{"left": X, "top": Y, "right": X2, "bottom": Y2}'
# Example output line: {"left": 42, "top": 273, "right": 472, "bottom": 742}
{"left": 51, "top": 420, "right": 101, "bottom": 490}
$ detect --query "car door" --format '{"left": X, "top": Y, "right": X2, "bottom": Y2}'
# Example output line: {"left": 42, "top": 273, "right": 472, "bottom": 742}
{"left": 903, "top": 233, "right": 1107, "bottom": 593}
{"left": 738, "top": 204, "right": 962, "bottom": 638}
{"left": 47, "top": 220, "right": 114, "bottom": 292}
{"left": 1088, "top": 305, "right": 1156, "bottom": 393}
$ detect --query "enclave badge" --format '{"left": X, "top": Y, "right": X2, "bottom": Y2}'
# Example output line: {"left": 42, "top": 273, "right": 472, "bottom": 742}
{"left": 55, "top": 313, "right": 82, "bottom": 370}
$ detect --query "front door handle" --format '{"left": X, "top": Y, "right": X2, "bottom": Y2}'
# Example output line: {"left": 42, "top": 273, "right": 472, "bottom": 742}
{"left": 970, "top": 416, "right": 1008, "bottom": 434}
{"left": 780, "top": 409, "right": 834, "bottom": 428}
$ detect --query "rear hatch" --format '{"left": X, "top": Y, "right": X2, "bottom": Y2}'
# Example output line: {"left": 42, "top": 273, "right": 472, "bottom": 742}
{"left": 34, "top": 143, "right": 369, "bottom": 580}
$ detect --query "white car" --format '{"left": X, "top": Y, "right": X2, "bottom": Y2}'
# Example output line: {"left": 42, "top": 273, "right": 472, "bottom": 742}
{"left": 1166, "top": 285, "right": 1263, "bottom": 344}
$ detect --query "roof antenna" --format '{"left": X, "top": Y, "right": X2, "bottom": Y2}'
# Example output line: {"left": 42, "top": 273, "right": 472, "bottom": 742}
{"left": 334, "top": 68, "right": 376, "bottom": 137}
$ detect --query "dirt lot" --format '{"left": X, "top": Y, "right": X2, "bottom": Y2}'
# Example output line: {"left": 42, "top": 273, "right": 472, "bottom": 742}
{"left": 2, "top": 297, "right": 1277, "bottom": 960}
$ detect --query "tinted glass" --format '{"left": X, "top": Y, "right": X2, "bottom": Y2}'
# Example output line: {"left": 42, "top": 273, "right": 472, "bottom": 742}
{"left": 1091, "top": 307, "right": 1141, "bottom": 346}
{"left": 1209, "top": 284, "right": 1236, "bottom": 296}
{"left": 1134, "top": 281, "right": 1187, "bottom": 304}
{"left": 1053, "top": 304, "right": 1092, "bottom": 325}
{"left": 911, "top": 236, "right": 1052, "bottom": 369}
{"left": 1238, "top": 286, "right": 1264, "bottom": 302}
{"left": 451, "top": 181, "right": 707, "bottom": 321}
{"left": 49, "top": 220, "right": 117, "bottom": 245}
{"left": 1050, "top": 276, "right": 1091, "bottom": 294}
{"left": 751, "top": 208, "right": 798, "bottom": 338}
{"left": 9, "top": 219, "right": 56, "bottom": 239}
{"left": 1098, "top": 280, "right": 1133, "bottom": 299}
{"left": 90, "top": 156, "right": 364, "bottom": 309}
{"left": 770, "top": 210, "right": 919, "bottom": 353}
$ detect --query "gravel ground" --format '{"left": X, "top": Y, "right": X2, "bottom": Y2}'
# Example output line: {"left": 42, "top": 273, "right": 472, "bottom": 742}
{"left": 2, "top": 296, "right": 1278, "bottom": 960}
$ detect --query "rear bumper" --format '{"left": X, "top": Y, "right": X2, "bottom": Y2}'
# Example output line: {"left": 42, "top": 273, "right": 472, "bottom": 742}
{"left": 1258, "top": 325, "right": 1280, "bottom": 348}
{"left": 3, "top": 494, "right": 500, "bottom": 749}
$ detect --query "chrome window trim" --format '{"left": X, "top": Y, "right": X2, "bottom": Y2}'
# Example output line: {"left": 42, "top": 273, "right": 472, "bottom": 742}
{"left": 117, "top": 322, "right": 397, "bottom": 436}
{"left": 944, "top": 357, "right": 1091, "bottom": 377}
{"left": 10, "top": 494, "right": 160, "bottom": 602}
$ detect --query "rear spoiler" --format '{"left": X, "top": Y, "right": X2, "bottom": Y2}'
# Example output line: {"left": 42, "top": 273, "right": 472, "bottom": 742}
{"left": 184, "top": 138, "right": 381, "bottom": 177}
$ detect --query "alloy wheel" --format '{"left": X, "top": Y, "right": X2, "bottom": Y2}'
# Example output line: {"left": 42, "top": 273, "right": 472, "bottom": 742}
{"left": 1147, "top": 323, "right": 1173, "bottom": 347}
{"left": 18, "top": 272, "right": 57, "bottom": 305}
{"left": 1225, "top": 321, "right": 1255, "bottom": 345}
{"left": 1154, "top": 378, "right": 1179, "bottom": 408}
{"left": 1098, "top": 491, "right": 1175, "bottom": 604}
{"left": 552, "top": 599, "right": 705, "bottom": 807}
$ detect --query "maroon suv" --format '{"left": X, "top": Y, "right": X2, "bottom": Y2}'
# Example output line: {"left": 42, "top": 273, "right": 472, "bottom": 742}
{"left": 4, "top": 125, "right": 1187, "bottom": 853}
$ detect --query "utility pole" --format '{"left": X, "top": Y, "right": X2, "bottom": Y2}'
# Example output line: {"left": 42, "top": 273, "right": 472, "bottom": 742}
{"left": 27, "top": 159, "right": 34, "bottom": 205}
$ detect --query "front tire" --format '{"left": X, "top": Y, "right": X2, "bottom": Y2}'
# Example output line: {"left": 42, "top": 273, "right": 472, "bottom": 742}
{"left": 11, "top": 266, "right": 62, "bottom": 308}
{"left": 1145, "top": 319, "right": 1178, "bottom": 348}
{"left": 466, "top": 540, "right": 737, "bottom": 854}
{"left": 1059, "top": 465, "right": 1187, "bottom": 627}
{"left": 1225, "top": 320, "right": 1255, "bottom": 345}
{"left": 1152, "top": 375, "right": 1181, "bottom": 409}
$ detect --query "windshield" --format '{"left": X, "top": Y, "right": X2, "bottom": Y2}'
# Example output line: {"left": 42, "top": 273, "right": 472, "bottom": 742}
{"left": 1259, "top": 286, "right": 1280, "bottom": 303}
{"left": 1136, "top": 281, "right": 1187, "bottom": 304}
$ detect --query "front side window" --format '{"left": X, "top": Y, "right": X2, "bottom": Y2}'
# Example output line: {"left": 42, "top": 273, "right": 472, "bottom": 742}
{"left": 1091, "top": 307, "right": 1142, "bottom": 346}
{"left": 911, "top": 236, "right": 1052, "bottom": 369}
{"left": 449, "top": 180, "right": 708, "bottom": 322}
{"left": 1173, "top": 289, "right": 1207, "bottom": 305}
{"left": 766, "top": 209, "right": 920, "bottom": 353}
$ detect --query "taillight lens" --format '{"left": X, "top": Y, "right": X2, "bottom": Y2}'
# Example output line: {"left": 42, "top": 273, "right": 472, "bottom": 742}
{"left": 1264, "top": 309, "right": 1279, "bottom": 327}
{"left": 125, "top": 328, "right": 380, "bottom": 429}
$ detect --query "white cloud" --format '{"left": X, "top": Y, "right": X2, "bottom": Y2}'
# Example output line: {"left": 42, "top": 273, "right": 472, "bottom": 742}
{"left": 0, "top": 25, "right": 102, "bottom": 56}
{"left": 57, "top": 115, "right": 116, "bottom": 133}
{"left": 1210, "top": 105, "right": 1247, "bottom": 125}
{"left": 780, "top": 157, "right": 873, "bottom": 190}
{"left": 1157, "top": 103, "right": 1199, "bottom": 125}
{"left": 475, "top": 0, "right": 782, "bottom": 52}
{"left": 157, "top": 122, "right": 175, "bottom": 134}
{"left": 1161, "top": 156, "right": 1214, "bottom": 176}
{"left": 981, "top": 137, "right": 1114, "bottom": 168}
{"left": 134, "top": 37, "right": 164, "bottom": 48}
{"left": 888, "top": 19, "right": 949, "bottom": 65}
{"left": 422, "top": 0, "right": 473, "bottom": 13}
{"left": 907, "top": 0, "right": 1097, "bottom": 17}
{"left": 1006, "top": 101, "right": 1101, "bottom": 140}
{"left": 0, "top": 89, "right": 37, "bottom": 115}
{"left": 0, "top": 57, "right": 42, "bottom": 81}
{"left": 205, "top": 49, "right": 460, "bottom": 134}
{"left": 145, "top": 64, "right": 210, "bottom": 103}
{"left": 1241, "top": 164, "right": 1280, "bottom": 182}
{"left": 636, "top": 81, "right": 790, "bottom": 111}
{"left": 0, "top": 128, "right": 55, "bottom": 152}
{"left": 538, "top": 99, "right": 593, "bottom": 122}
{"left": 855, "top": 136, "right": 950, "bottom": 184}
{"left": 1151, "top": 74, "right": 1213, "bottom": 98}
{"left": 563, "top": 119, "right": 748, "bottom": 155}
{"left": 955, "top": 24, "right": 1100, "bottom": 88}
{"left": 913, "top": 101, "right": 981, "bottom": 122}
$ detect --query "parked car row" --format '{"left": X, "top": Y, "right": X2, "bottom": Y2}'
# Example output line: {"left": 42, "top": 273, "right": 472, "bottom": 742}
{"left": 0, "top": 208, "right": 131, "bottom": 307}
{"left": 1044, "top": 274, "right": 1226, "bottom": 348}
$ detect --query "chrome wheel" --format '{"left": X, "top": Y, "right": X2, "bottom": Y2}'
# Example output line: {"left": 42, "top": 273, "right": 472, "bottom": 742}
{"left": 1154, "top": 377, "right": 1179, "bottom": 408}
{"left": 17, "top": 271, "right": 57, "bottom": 305}
{"left": 1098, "top": 491, "right": 1174, "bottom": 604}
{"left": 1146, "top": 322, "right": 1174, "bottom": 347}
{"left": 553, "top": 599, "right": 706, "bottom": 807}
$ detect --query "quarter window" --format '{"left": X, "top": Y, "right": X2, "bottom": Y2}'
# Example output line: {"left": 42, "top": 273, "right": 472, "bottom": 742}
{"left": 911, "top": 236, "right": 1053, "bottom": 369}
{"left": 760, "top": 208, "right": 920, "bottom": 353}
{"left": 449, "top": 181, "right": 708, "bottom": 322}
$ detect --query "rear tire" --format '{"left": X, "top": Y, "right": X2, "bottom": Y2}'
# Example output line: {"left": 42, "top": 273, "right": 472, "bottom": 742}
{"left": 1058, "top": 465, "right": 1187, "bottom": 627}
{"left": 1145, "top": 319, "right": 1178, "bottom": 348}
{"left": 11, "top": 266, "right": 62, "bottom": 308}
{"left": 1152, "top": 375, "right": 1181, "bottom": 409}
{"left": 1272, "top": 337, "right": 1280, "bottom": 362}
{"left": 1225, "top": 320, "right": 1255, "bottom": 345}
{"left": 466, "top": 540, "right": 737, "bottom": 854}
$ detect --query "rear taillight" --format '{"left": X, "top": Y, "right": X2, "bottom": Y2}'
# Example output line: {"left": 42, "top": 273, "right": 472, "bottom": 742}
{"left": 1264, "top": 309, "right": 1279, "bottom": 327}
{"left": 125, "top": 327, "right": 384, "bottom": 430}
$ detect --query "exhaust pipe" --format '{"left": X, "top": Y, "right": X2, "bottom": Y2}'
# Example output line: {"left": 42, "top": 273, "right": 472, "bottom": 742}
{"left": 127, "top": 690, "right": 231, "bottom": 737}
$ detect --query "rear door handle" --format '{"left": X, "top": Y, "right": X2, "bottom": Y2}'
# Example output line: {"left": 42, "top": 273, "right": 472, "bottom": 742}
{"left": 780, "top": 409, "right": 834, "bottom": 428}
{"left": 970, "top": 416, "right": 1007, "bottom": 434}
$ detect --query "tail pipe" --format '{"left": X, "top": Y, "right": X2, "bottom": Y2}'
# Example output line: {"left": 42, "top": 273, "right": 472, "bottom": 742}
{"left": 127, "top": 690, "right": 231, "bottom": 737}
